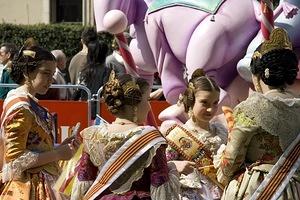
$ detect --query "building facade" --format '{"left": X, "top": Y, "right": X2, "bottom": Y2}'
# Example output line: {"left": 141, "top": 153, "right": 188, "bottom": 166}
{"left": 0, "top": 0, "right": 94, "bottom": 25}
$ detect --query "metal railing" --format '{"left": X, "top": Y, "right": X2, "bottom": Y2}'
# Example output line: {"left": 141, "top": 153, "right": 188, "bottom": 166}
{"left": 0, "top": 83, "right": 93, "bottom": 125}
{"left": 0, "top": 83, "right": 163, "bottom": 126}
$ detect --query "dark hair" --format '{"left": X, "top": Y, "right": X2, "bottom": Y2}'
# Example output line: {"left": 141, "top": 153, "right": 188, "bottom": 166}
{"left": 0, "top": 43, "right": 18, "bottom": 60}
{"left": 103, "top": 73, "right": 149, "bottom": 114}
{"left": 10, "top": 39, "right": 55, "bottom": 84}
{"left": 181, "top": 69, "right": 220, "bottom": 112}
{"left": 81, "top": 27, "right": 97, "bottom": 45}
{"left": 250, "top": 46, "right": 298, "bottom": 87}
{"left": 78, "top": 40, "right": 109, "bottom": 94}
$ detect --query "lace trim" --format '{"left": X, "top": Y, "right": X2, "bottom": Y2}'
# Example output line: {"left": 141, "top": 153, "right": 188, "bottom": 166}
{"left": 81, "top": 125, "right": 142, "bottom": 167}
{"left": 81, "top": 125, "right": 164, "bottom": 195}
{"left": 2, "top": 150, "right": 39, "bottom": 182}
{"left": 112, "top": 146, "right": 158, "bottom": 194}
{"left": 213, "top": 144, "right": 228, "bottom": 186}
{"left": 81, "top": 126, "right": 107, "bottom": 167}
{"left": 71, "top": 178, "right": 94, "bottom": 200}
{"left": 150, "top": 162, "right": 181, "bottom": 200}
{"left": 184, "top": 120, "right": 226, "bottom": 155}
{"left": 234, "top": 92, "right": 300, "bottom": 149}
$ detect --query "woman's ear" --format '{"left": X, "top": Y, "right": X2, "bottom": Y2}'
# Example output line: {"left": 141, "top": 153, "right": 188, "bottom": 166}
{"left": 7, "top": 52, "right": 11, "bottom": 59}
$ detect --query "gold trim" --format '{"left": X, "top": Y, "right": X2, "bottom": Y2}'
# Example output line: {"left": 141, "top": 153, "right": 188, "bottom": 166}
{"left": 261, "top": 28, "right": 292, "bottom": 56}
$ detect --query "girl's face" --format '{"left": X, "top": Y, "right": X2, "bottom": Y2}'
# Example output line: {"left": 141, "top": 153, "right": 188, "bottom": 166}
{"left": 28, "top": 61, "right": 56, "bottom": 95}
{"left": 136, "top": 87, "right": 151, "bottom": 123}
{"left": 192, "top": 90, "right": 219, "bottom": 123}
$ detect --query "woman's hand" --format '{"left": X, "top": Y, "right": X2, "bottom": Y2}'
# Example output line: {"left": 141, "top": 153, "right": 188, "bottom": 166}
{"left": 55, "top": 138, "right": 81, "bottom": 160}
{"left": 172, "top": 160, "right": 196, "bottom": 175}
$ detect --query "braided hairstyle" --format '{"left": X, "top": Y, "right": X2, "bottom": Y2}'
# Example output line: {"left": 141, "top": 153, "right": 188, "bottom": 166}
{"left": 10, "top": 38, "right": 55, "bottom": 84}
{"left": 180, "top": 69, "right": 220, "bottom": 113}
{"left": 102, "top": 72, "right": 149, "bottom": 115}
{"left": 250, "top": 45, "right": 298, "bottom": 88}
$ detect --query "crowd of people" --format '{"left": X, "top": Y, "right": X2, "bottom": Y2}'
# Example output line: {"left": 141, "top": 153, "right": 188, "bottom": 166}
{"left": 0, "top": 27, "right": 299, "bottom": 200}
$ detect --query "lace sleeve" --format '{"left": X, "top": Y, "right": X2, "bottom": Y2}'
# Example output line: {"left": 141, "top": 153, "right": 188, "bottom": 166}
{"left": 80, "top": 126, "right": 106, "bottom": 167}
{"left": 2, "top": 150, "right": 39, "bottom": 182}
{"left": 213, "top": 112, "right": 259, "bottom": 186}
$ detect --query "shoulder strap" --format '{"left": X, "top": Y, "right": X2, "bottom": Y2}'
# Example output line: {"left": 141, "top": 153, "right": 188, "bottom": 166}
{"left": 84, "top": 127, "right": 165, "bottom": 200}
{"left": 1, "top": 95, "right": 30, "bottom": 128}
{"left": 250, "top": 133, "right": 300, "bottom": 200}
{"left": 165, "top": 124, "right": 224, "bottom": 189}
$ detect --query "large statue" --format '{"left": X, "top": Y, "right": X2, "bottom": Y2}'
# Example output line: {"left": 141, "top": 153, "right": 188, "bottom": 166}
{"left": 93, "top": 0, "right": 298, "bottom": 121}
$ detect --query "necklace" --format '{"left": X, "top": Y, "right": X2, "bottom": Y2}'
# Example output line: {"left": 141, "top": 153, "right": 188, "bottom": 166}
{"left": 113, "top": 118, "right": 136, "bottom": 125}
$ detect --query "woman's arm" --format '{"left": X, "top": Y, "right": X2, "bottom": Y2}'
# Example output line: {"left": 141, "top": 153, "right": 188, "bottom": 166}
{"left": 0, "top": 138, "right": 3, "bottom": 170}
{"left": 2, "top": 109, "right": 79, "bottom": 181}
{"left": 214, "top": 112, "right": 259, "bottom": 186}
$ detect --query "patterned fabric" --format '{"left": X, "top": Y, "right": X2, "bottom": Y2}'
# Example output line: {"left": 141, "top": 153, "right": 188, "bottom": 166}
{"left": 166, "top": 119, "right": 227, "bottom": 200}
{"left": 214, "top": 91, "right": 300, "bottom": 200}
{"left": 70, "top": 124, "right": 180, "bottom": 200}
{"left": 0, "top": 88, "right": 64, "bottom": 200}
{"left": 148, "top": 0, "right": 225, "bottom": 14}
{"left": 78, "top": 152, "right": 98, "bottom": 181}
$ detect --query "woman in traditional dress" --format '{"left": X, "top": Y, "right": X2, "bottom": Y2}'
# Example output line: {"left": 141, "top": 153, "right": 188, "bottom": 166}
{"left": 214, "top": 28, "right": 300, "bottom": 199}
{"left": 165, "top": 69, "right": 227, "bottom": 200}
{"left": 69, "top": 71, "right": 180, "bottom": 200}
{"left": 0, "top": 40, "right": 80, "bottom": 199}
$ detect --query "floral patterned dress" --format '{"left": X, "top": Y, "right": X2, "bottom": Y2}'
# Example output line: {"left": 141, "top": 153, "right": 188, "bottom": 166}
{"left": 166, "top": 119, "right": 227, "bottom": 200}
{"left": 0, "top": 88, "right": 65, "bottom": 200}
{"left": 214, "top": 91, "right": 300, "bottom": 200}
{"left": 70, "top": 124, "right": 180, "bottom": 200}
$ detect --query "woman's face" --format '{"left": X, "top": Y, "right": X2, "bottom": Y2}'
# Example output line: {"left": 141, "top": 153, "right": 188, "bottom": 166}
{"left": 136, "top": 87, "right": 151, "bottom": 124}
{"left": 28, "top": 61, "right": 56, "bottom": 95}
{"left": 192, "top": 90, "right": 219, "bottom": 123}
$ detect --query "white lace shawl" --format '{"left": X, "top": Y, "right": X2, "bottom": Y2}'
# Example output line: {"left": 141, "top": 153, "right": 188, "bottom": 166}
{"left": 234, "top": 91, "right": 300, "bottom": 149}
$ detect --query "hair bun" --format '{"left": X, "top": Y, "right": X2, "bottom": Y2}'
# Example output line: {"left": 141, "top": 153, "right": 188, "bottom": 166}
{"left": 24, "top": 38, "right": 39, "bottom": 48}
{"left": 191, "top": 69, "right": 205, "bottom": 79}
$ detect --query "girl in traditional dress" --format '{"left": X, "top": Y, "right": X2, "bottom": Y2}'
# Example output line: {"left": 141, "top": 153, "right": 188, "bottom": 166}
{"left": 165, "top": 69, "right": 227, "bottom": 200}
{"left": 214, "top": 28, "right": 300, "bottom": 199}
{"left": 69, "top": 71, "right": 180, "bottom": 200}
{"left": 0, "top": 40, "right": 80, "bottom": 199}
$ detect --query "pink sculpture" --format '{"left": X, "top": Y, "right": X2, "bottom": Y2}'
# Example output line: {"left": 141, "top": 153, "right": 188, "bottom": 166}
{"left": 93, "top": 0, "right": 299, "bottom": 125}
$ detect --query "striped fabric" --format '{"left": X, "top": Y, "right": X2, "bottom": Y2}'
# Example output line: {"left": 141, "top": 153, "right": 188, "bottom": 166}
{"left": 84, "top": 127, "right": 165, "bottom": 200}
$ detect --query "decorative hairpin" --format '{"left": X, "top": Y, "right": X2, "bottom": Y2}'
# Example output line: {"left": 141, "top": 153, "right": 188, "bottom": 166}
{"left": 177, "top": 93, "right": 184, "bottom": 106}
{"left": 252, "top": 51, "right": 262, "bottom": 60}
{"left": 23, "top": 50, "right": 36, "bottom": 58}
{"left": 260, "top": 28, "right": 292, "bottom": 56}
{"left": 264, "top": 68, "right": 270, "bottom": 78}
{"left": 107, "top": 70, "right": 120, "bottom": 87}
{"left": 188, "top": 82, "right": 195, "bottom": 91}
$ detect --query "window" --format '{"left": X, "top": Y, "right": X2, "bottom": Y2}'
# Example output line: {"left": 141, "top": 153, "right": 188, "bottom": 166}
{"left": 55, "top": 0, "right": 82, "bottom": 22}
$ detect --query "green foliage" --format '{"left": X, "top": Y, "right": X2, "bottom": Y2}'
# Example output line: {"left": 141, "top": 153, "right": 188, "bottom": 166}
{"left": 0, "top": 23, "right": 113, "bottom": 58}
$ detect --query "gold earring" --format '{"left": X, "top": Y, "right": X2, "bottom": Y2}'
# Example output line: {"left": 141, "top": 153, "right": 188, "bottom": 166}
{"left": 255, "top": 82, "right": 263, "bottom": 93}
{"left": 188, "top": 108, "right": 196, "bottom": 122}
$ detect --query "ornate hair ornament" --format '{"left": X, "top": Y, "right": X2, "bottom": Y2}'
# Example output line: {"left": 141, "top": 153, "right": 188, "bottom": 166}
{"left": 104, "top": 70, "right": 122, "bottom": 97}
{"left": 107, "top": 70, "right": 120, "bottom": 88}
{"left": 264, "top": 68, "right": 270, "bottom": 78}
{"left": 22, "top": 50, "right": 36, "bottom": 58}
{"left": 188, "top": 82, "right": 195, "bottom": 92}
{"left": 122, "top": 80, "right": 140, "bottom": 96}
{"left": 261, "top": 28, "right": 292, "bottom": 55}
{"left": 177, "top": 93, "right": 184, "bottom": 106}
{"left": 252, "top": 51, "right": 262, "bottom": 60}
